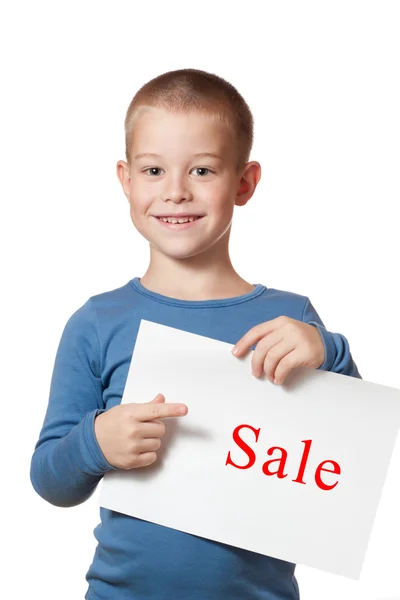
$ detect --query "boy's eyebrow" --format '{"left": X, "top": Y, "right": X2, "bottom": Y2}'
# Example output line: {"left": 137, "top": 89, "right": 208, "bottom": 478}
{"left": 134, "top": 152, "right": 223, "bottom": 161}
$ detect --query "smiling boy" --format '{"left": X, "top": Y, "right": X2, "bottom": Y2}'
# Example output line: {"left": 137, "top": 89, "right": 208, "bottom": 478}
{"left": 30, "top": 68, "right": 361, "bottom": 600}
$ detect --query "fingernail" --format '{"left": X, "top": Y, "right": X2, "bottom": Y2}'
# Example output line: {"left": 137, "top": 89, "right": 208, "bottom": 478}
{"left": 232, "top": 346, "right": 239, "bottom": 355}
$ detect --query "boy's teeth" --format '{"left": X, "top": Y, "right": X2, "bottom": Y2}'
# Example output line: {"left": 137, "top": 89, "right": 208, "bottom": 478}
{"left": 160, "top": 216, "right": 199, "bottom": 223}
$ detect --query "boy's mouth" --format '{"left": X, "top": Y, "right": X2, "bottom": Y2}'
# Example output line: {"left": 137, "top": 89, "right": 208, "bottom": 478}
{"left": 155, "top": 215, "right": 203, "bottom": 224}
{"left": 153, "top": 215, "right": 204, "bottom": 229}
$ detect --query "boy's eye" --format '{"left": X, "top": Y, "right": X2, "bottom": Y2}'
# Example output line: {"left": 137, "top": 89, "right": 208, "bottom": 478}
{"left": 143, "top": 167, "right": 214, "bottom": 177}
{"left": 192, "top": 167, "right": 213, "bottom": 176}
{"left": 144, "top": 167, "right": 163, "bottom": 176}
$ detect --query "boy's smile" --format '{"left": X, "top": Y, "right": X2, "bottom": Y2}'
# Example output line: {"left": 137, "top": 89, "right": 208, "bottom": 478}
{"left": 117, "top": 107, "right": 261, "bottom": 263}
{"left": 153, "top": 214, "right": 205, "bottom": 230}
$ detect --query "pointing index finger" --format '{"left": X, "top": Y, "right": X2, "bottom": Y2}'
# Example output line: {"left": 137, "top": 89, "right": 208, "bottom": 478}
{"left": 138, "top": 402, "right": 188, "bottom": 422}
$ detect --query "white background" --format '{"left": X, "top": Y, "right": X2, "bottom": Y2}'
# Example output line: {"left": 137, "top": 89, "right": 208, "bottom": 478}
{"left": 2, "top": 1, "right": 399, "bottom": 599}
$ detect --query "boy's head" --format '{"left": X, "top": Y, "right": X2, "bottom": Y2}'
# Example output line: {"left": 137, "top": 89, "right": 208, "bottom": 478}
{"left": 117, "top": 68, "right": 261, "bottom": 263}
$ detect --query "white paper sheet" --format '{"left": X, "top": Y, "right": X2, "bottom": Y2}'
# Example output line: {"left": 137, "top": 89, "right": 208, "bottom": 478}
{"left": 99, "top": 319, "right": 400, "bottom": 579}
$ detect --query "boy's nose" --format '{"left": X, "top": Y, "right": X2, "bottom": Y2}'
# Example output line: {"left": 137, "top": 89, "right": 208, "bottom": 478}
{"left": 161, "top": 176, "right": 194, "bottom": 203}
{"left": 161, "top": 190, "right": 193, "bottom": 203}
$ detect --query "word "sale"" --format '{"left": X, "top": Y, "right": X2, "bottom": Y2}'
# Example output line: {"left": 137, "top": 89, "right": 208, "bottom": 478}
{"left": 225, "top": 424, "right": 341, "bottom": 491}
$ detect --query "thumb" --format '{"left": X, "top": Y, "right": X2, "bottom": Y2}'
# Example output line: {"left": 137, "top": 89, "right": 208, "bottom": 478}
{"left": 150, "top": 393, "right": 165, "bottom": 404}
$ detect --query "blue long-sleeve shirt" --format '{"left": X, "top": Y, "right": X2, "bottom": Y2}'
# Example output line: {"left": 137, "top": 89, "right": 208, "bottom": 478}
{"left": 30, "top": 276, "right": 361, "bottom": 600}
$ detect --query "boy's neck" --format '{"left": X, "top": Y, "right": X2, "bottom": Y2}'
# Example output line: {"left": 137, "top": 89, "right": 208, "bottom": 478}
{"left": 139, "top": 268, "right": 255, "bottom": 301}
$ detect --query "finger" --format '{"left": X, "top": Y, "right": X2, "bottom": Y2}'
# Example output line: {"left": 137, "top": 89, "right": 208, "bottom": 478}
{"left": 262, "top": 339, "right": 296, "bottom": 381}
{"left": 232, "top": 316, "right": 290, "bottom": 356}
{"left": 135, "top": 401, "right": 188, "bottom": 422}
{"left": 150, "top": 393, "right": 165, "bottom": 403}
{"left": 136, "top": 437, "right": 162, "bottom": 453}
{"left": 251, "top": 330, "right": 283, "bottom": 376}
{"left": 146, "top": 397, "right": 164, "bottom": 426}
{"left": 273, "top": 349, "right": 300, "bottom": 384}
{"left": 140, "top": 421, "right": 166, "bottom": 438}
{"left": 130, "top": 452, "right": 158, "bottom": 469}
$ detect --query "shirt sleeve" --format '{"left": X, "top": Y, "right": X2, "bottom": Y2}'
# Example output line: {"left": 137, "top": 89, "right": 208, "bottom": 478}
{"left": 30, "top": 298, "right": 119, "bottom": 508}
{"left": 301, "top": 297, "right": 362, "bottom": 379}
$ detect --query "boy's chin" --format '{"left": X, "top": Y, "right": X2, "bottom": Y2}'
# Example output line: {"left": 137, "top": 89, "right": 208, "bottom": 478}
{"left": 149, "top": 241, "right": 211, "bottom": 260}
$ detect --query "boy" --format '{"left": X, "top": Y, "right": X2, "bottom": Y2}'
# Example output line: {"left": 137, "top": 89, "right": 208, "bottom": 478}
{"left": 30, "top": 68, "right": 361, "bottom": 600}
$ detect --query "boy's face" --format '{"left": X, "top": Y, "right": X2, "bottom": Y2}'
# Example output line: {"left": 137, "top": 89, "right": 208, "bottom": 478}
{"left": 117, "top": 107, "right": 261, "bottom": 261}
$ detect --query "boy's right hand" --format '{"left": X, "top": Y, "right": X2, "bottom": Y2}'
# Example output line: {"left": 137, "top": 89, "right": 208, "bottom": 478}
{"left": 94, "top": 394, "right": 188, "bottom": 470}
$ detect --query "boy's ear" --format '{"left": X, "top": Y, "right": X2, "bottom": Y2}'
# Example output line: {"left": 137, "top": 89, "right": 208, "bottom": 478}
{"left": 235, "top": 161, "right": 262, "bottom": 207}
{"left": 116, "top": 160, "right": 131, "bottom": 201}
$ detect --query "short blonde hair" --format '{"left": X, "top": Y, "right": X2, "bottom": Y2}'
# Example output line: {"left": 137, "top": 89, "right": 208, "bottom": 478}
{"left": 124, "top": 68, "right": 254, "bottom": 173}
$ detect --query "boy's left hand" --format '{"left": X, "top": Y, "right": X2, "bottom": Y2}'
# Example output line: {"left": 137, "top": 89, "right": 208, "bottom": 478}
{"left": 231, "top": 316, "right": 325, "bottom": 385}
